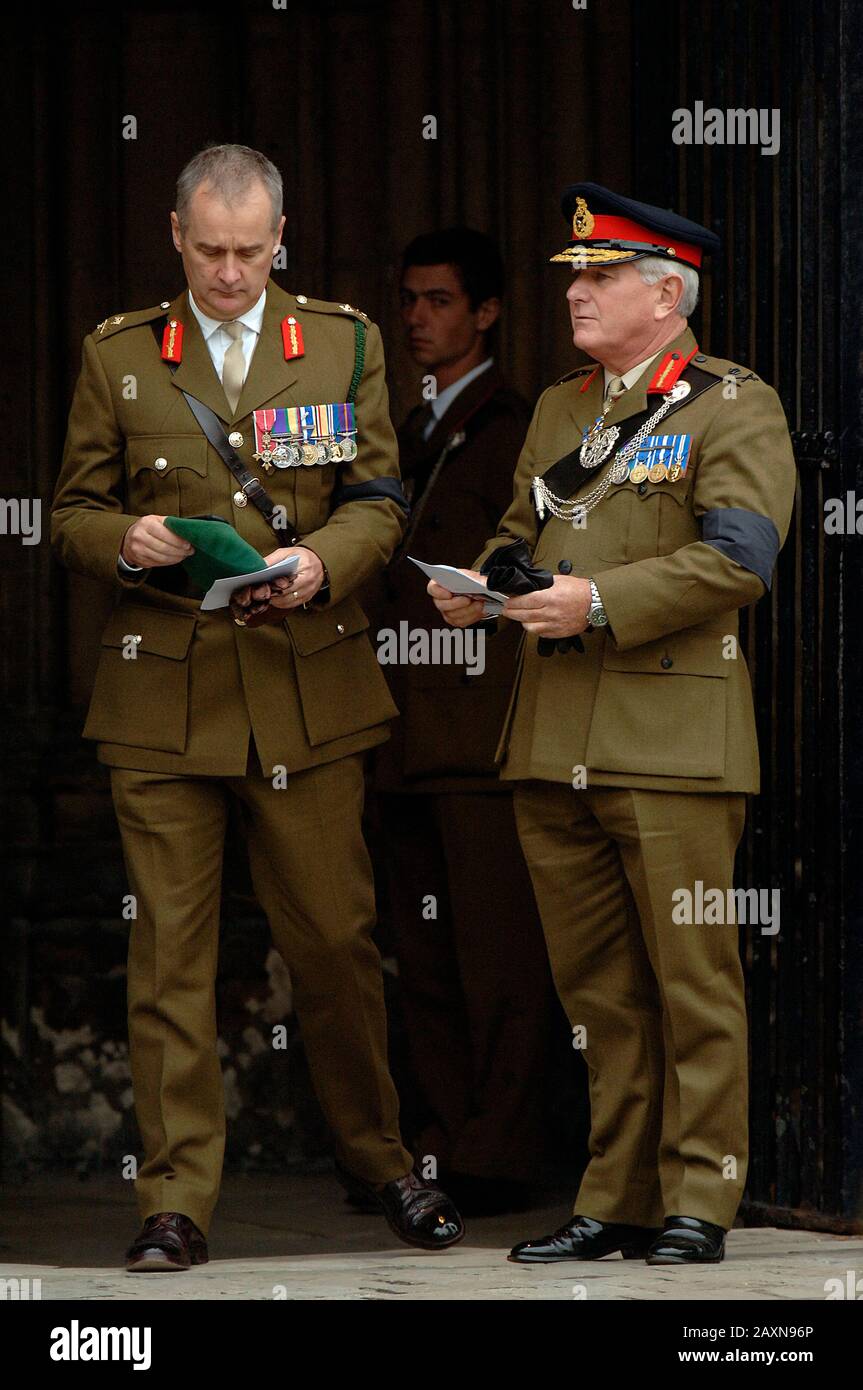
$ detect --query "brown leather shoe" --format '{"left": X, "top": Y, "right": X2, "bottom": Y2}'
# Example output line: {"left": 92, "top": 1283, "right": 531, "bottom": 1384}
{"left": 125, "top": 1212, "right": 209, "bottom": 1272}
{"left": 335, "top": 1162, "right": 465, "bottom": 1251}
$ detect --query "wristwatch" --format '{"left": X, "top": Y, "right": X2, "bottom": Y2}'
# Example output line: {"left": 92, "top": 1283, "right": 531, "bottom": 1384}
{"left": 587, "top": 577, "right": 608, "bottom": 628}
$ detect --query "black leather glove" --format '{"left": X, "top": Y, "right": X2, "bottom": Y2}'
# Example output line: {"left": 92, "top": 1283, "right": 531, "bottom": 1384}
{"left": 480, "top": 538, "right": 553, "bottom": 596}
{"left": 480, "top": 539, "right": 583, "bottom": 655}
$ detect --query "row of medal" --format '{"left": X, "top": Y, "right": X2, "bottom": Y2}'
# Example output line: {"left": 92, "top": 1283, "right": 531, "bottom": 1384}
{"left": 612, "top": 433, "right": 692, "bottom": 485}
{"left": 578, "top": 381, "right": 694, "bottom": 479}
{"left": 252, "top": 403, "right": 357, "bottom": 471}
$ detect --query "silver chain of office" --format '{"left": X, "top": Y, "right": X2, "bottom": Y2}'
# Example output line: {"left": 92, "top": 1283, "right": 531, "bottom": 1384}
{"left": 532, "top": 380, "right": 691, "bottom": 523}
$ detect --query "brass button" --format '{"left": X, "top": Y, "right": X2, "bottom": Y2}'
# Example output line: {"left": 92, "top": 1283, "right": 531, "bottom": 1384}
{"left": 154, "top": 457, "right": 168, "bottom": 471}
{"left": 160, "top": 300, "right": 170, "bottom": 309}
{"left": 233, "top": 490, "right": 247, "bottom": 508}
{"left": 558, "top": 559, "right": 573, "bottom": 574}
{"left": 637, "top": 480, "right": 648, "bottom": 496}
{"left": 336, "top": 623, "right": 345, "bottom": 634}
{"left": 228, "top": 431, "right": 243, "bottom": 448}
{"left": 660, "top": 656, "right": 673, "bottom": 669}
{"left": 296, "top": 294, "right": 308, "bottom": 304}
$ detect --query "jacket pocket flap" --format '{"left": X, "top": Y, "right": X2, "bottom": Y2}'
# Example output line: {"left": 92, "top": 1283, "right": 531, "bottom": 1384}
{"left": 634, "top": 475, "right": 692, "bottom": 506}
{"left": 602, "top": 631, "right": 730, "bottom": 678}
{"left": 126, "top": 437, "right": 208, "bottom": 477}
{"left": 284, "top": 598, "right": 370, "bottom": 656}
{"left": 100, "top": 605, "right": 197, "bottom": 660}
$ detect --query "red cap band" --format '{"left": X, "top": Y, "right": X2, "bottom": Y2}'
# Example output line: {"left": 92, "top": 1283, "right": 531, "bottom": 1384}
{"left": 579, "top": 214, "right": 703, "bottom": 268}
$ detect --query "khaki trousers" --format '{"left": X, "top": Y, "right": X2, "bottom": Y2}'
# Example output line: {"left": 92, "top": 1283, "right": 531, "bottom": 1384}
{"left": 512, "top": 782, "right": 748, "bottom": 1230}
{"left": 110, "top": 751, "right": 413, "bottom": 1237}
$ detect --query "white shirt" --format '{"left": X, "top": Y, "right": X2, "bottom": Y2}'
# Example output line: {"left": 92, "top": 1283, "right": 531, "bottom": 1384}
{"left": 188, "top": 287, "right": 267, "bottom": 382}
{"left": 423, "top": 357, "right": 494, "bottom": 441}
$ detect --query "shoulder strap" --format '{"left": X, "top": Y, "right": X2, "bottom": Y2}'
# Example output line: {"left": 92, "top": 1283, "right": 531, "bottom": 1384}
{"left": 150, "top": 321, "right": 295, "bottom": 542}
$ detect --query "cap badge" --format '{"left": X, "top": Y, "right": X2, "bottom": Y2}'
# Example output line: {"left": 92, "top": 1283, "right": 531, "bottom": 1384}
{"left": 572, "top": 197, "right": 595, "bottom": 240}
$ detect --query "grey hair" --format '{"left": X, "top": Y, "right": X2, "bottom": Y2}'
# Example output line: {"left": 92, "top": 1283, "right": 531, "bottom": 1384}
{"left": 635, "top": 254, "right": 700, "bottom": 318}
{"left": 175, "top": 144, "right": 283, "bottom": 233}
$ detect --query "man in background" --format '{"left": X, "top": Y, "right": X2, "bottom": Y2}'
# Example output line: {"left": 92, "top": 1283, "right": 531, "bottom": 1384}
{"left": 372, "top": 228, "right": 555, "bottom": 1216}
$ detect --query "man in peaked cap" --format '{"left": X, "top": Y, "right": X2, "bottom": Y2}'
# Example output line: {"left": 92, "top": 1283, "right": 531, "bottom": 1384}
{"left": 428, "top": 183, "right": 797, "bottom": 1265}
{"left": 51, "top": 143, "right": 464, "bottom": 1269}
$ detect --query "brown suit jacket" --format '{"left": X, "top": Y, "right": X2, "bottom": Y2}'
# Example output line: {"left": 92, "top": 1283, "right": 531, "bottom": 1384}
{"left": 372, "top": 364, "right": 532, "bottom": 793}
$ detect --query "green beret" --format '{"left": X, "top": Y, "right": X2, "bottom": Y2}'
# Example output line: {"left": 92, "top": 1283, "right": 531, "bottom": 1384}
{"left": 164, "top": 516, "right": 266, "bottom": 592}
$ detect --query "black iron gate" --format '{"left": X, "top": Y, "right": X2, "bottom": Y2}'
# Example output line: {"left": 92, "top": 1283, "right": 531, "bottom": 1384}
{"left": 630, "top": 0, "right": 863, "bottom": 1226}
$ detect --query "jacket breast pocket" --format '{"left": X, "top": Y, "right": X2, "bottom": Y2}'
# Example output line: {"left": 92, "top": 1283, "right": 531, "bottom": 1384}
{"left": 283, "top": 596, "right": 398, "bottom": 747}
{"left": 126, "top": 436, "right": 211, "bottom": 515}
{"left": 597, "top": 473, "right": 695, "bottom": 563}
{"left": 83, "top": 605, "right": 197, "bottom": 752}
{"left": 585, "top": 631, "right": 730, "bottom": 779}
{"left": 596, "top": 488, "right": 636, "bottom": 562}
{"left": 309, "top": 460, "right": 339, "bottom": 531}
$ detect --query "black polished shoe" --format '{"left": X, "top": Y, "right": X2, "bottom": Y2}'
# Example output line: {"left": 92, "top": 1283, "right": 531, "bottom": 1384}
{"left": 509, "top": 1214, "right": 661, "bottom": 1263}
{"left": 125, "top": 1212, "right": 208, "bottom": 1272}
{"left": 646, "top": 1214, "right": 726, "bottom": 1264}
{"left": 335, "top": 1162, "right": 464, "bottom": 1250}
